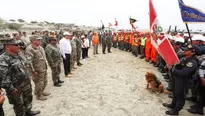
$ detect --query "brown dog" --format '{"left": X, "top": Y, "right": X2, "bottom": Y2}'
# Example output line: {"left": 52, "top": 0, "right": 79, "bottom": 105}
{"left": 145, "top": 72, "right": 172, "bottom": 94}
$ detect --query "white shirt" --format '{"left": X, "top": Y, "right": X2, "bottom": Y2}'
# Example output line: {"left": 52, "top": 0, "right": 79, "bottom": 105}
{"left": 82, "top": 38, "right": 90, "bottom": 48}
{"left": 59, "top": 37, "right": 72, "bottom": 58}
{"left": 85, "top": 38, "right": 90, "bottom": 48}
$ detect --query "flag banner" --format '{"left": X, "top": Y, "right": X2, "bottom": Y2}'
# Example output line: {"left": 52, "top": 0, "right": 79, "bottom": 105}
{"left": 129, "top": 18, "right": 137, "bottom": 24}
{"left": 101, "top": 20, "right": 105, "bottom": 30}
{"left": 114, "top": 18, "right": 118, "bottom": 26}
{"left": 178, "top": 0, "right": 205, "bottom": 23}
{"left": 150, "top": 0, "right": 179, "bottom": 67}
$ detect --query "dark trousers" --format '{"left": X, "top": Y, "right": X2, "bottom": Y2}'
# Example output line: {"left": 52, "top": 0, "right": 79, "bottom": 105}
{"left": 195, "top": 84, "right": 205, "bottom": 109}
{"left": 0, "top": 105, "right": 4, "bottom": 116}
{"left": 82, "top": 48, "right": 87, "bottom": 59}
{"left": 85, "top": 47, "right": 89, "bottom": 57}
{"left": 171, "top": 77, "right": 187, "bottom": 111}
{"left": 102, "top": 43, "right": 106, "bottom": 53}
{"left": 63, "top": 54, "right": 71, "bottom": 75}
{"left": 113, "top": 42, "right": 117, "bottom": 48}
{"left": 140, "top": 46, "right": 145, "bottom": 57}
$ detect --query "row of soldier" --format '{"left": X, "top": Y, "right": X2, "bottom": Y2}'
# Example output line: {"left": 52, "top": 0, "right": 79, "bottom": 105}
{"left": 111, "top": 30, "right": 205, "bottom": 115}
{"left": 0, "top": 30, "right": 98, "bottom": 116}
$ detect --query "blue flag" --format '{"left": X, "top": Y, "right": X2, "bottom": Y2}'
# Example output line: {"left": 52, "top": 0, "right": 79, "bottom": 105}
{"left": 178, "top": 0, "right": 205, "bottom": 23}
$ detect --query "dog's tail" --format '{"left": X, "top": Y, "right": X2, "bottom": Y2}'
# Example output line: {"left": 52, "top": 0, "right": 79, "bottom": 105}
{"left": 163, "top": 89, "right": 172, "bottom": 94}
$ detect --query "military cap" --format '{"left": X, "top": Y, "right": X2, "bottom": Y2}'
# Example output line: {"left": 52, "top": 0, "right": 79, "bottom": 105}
{"left": 30, "top": 35, "right": 42, "bottom": 41}
{"left": 49, "top": 37, "right": 57, "bottom": 40}
{"left": 182, "top": 44, "right": 196, "bottom": 52}
{"left": 5, "top": 34, "right": 10, "bottom": 37}
{"left": 0, "top": 38, "right": 21, "bottom": 45}
{"left": 0, "top": 34, "right": 4, "bottom": 38}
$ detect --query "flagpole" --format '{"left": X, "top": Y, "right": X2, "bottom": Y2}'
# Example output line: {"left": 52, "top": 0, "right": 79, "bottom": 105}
{"left": 167, "top": 25, "right": 171, "bottom": 34}
{"left": 175, "top": 26, "right": 177, "bottom": 33}
{"left": 185, "top": 23, "right": 192, "bottom": 44}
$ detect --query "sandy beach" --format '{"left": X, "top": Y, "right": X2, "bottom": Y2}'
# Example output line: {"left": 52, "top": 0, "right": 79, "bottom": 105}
{"left": 2, "top": 47, "right": 203, "bottom": 116}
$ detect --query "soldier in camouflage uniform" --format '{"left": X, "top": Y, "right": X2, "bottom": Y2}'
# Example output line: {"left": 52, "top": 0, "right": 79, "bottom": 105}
{"left": 41, "top": 31, "right": 49, "bottom": 49}
{"left": 101, "top": 33, "right": 107, "bottom": 54}
{"left": 106, "top": 33, "right": 112, "bottom": 53}
{"left": 0, "top": 38, "right": 40, "bottom": 116}
{"left": 76, "top": 33, "right": 83, "bottom": 66}
{"left": 45, "top": 37, "right": 64, "bottom": 87}
{"left": 70, "top": 35, "right": 77, "bottom": 70}
{"left": 25, "top": 35, "right": 50, "bottom": 101}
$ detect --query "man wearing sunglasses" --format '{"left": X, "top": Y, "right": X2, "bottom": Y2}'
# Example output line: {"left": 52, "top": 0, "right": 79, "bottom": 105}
{"left": 0, "top": 37, "right": 40, "bottom": 116}
{"left": 45, "top": 37, "right": 64, "bottom": 87}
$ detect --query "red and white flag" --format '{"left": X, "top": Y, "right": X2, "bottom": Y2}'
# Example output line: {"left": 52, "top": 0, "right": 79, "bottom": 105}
{"left": 149, "top": 0, "right": 179, "bottom": 67}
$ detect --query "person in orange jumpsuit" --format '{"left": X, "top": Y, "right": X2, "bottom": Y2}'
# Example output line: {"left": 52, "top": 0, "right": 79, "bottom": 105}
{"left": 145, "top": 33, "right": 152, "bottom": 62}
{"left": 151, "top": 44, "right": 158, "bottom": 65}
{"left": 113, "top": 32, "right": 118, "bottom": 48}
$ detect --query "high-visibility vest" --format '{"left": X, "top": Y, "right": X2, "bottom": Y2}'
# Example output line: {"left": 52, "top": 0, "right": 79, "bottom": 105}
{"left": 141, "top": 37, "right": 147, "bottom": 46}
{"left": 133, "top": 37, "right": 140, "bottom": 46}
{"left": 92, "top": 35, "right": 99, "bottom": 45}
{"left": 113, "top": 36, "right": 117, "bottom": 42}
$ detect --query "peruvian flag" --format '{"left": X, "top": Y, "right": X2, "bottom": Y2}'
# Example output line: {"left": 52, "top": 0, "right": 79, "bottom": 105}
{"left": 149, "top": 0, "right": 179, "bottom": 67}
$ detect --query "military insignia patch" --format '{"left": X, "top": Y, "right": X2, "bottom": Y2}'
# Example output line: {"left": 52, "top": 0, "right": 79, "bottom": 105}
{"left": 186, "top": 62, "right": 193, "bottom": 67}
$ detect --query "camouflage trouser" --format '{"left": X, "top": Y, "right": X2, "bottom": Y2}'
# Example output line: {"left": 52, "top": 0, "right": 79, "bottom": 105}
{"left": 107, "top": 43, "right": 112, "bottom": 52}
{"left": 7, "top": 79, "right": 32, "bottom": 116}
{"left": 51, "top": 65, "right": 61, "bottom": 84}
{"left": 76, "top": 49, "right": 81, "bottom": 63}
{"left": 33, "top": 71, "right": 47, "bottom": 96}
{"left": 70, "top": 50, "right": 77, "bottom": 68}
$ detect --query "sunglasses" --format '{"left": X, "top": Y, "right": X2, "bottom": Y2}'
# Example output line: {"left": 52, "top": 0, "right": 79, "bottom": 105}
{"left": 51, "top": 39, "right": 57, "bottom": 41}
{"left": 9, "top": 44, "right": 20, "bottom": 46}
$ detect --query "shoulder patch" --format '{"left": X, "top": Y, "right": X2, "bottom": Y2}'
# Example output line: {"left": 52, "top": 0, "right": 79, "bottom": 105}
{"left": 186, "top": 62, "right": 193, "bottom": 67}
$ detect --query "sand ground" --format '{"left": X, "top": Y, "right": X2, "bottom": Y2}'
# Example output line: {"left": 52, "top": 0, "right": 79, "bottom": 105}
{"left": 3, "top": 47, "right": 203, "bottom": 116}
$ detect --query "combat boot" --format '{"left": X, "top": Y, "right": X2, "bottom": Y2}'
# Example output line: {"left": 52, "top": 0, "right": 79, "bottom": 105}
{"left": 187, "top": 108, "right": 204, "bottom": 115}
{"left": 37, "top": 94, "right": 47, "bottom": 101}
{"left": 42, "top": 91, "right": 51, "bottom": 96}
{"left": 58, "top": 79, "right": 64, "bottom": 83}
{"left": 162, "top": 103, "right": 175, "bottom": 109}
{"left": 54, "top": 83, "right": 61, "bottom": 87}
{"left": 26, "top": 110, "right": 41, "bottom": 116}
{"left": 165, "top": 109, "right": 179, "bottom": 115}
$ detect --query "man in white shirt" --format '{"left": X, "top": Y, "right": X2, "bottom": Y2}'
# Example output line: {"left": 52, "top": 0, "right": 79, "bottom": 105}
{"left": 59, "top": 32, "right": 73, "bottom": 77}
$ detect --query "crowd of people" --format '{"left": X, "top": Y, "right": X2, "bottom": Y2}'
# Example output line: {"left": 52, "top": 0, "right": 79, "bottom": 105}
{"left": 0, "top": 30, "right": 111, "bottom": 116}
{"left": 111, "top": 31, "right": 205, "bottom": 115}
{"left": 0, "top": 29, "right": 205, "bottom": 116}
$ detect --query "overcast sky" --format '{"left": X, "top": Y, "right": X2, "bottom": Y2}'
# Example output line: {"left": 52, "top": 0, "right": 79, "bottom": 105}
{"left": 0, "top": 0, "right": 205, "bottom": 31}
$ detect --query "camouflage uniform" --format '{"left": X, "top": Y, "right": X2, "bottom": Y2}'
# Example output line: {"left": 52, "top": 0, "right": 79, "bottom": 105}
{"left": 101, "top": 34, "right": 107, "bottom": 54}
{"left": 76, "top": 36, "right": 82, "bottom": 63}
{"left": 106, "top": 34, "right": 112, "bottom": 53}
{"left": 70, "top": 37, "right": 77, "bottom": 69}
{"left": 41, "top": 34, "right": 49, "bottom": 49}
{"left": 0, "top": 52, "right": 33, "bottom": 116}
{"left": 25, "top": 44, "right": 48, "bottom": 97}
{"left": 45, "top": 43, "right": 61, "bottom": 84}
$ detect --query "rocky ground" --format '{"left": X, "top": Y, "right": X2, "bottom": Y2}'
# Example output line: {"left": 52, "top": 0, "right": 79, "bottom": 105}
{"left": 3, "top": 47, "right": 203, "bottom": 116}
